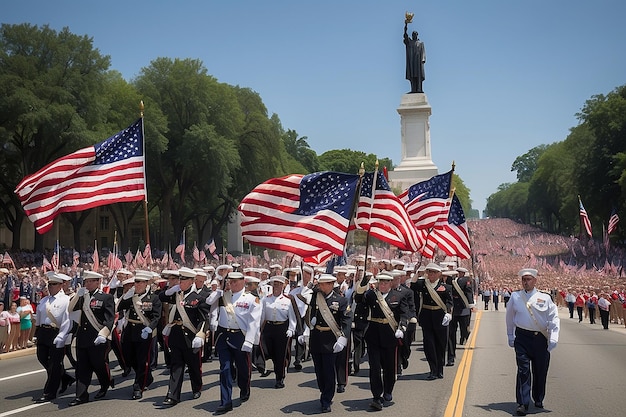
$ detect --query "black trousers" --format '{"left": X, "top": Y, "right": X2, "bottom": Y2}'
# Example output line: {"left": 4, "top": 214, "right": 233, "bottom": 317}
{"left": 166, "top": 339, "right": 203, "bottom": 401}
{"left": 262, "top": 322, "right": 290, "bottom": 381}
{"left": 36, "top": 327, "right": 65, "bottom": 398}
{"left": 514, "top": 327, "right": 550, "bottom": 407}
{"left": 351, "top": 325, "right": 367, "bottom": 373}
{"left": 121, "top": 333, "right": 154, "bottom": 391}
{"left": 367, "top": 340, "right": 397, "bottom": 400}
{"left": 599, "top": 309, "right": 610, "bottom": 329}
{"left": 335, "top": 337, "right": 349, "bottom": 386}
{"left": 311, "top": 351, "right": 337, "bottom": 409}
{"left": 75, "top": 342, "right": 111, "bottom": 401}
{"left": 447, "top": 314, "right": 470, "bottom": 361}
{"left": 419, "top": 309, "right": 447, "bottom": 376}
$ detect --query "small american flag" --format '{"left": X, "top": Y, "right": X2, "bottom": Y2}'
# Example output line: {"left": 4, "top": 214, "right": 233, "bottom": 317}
{"left": 608, "top": 208, "right": 619, "bottom": 235}
{"left": 579, "top": 197, "right": 592, "bottom": 237}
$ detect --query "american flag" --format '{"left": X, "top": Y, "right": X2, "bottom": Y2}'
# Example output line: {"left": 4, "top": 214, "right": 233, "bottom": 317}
{"left": 353, "top": 171, "right": 421, "bottom": 252}
{"left": 175, "top": 230, "right": 186, "bottom": 263}
{"left": 14, "top": 119, "right": 146, "bottom": 234}
{"left": 421, "top": 194, "right": 471, "bottom": 259}
{"left": 134, "top": 248, "right": 145, "bottom": 267}
{"left": 107, "top": 252, "right": 122, "bottom": 270}
{"left": 42, "top": 255, "right": 52, "bottom": 273}
{"left": 143, "top": 243, "right": 153, "bottom": 265}
{"left": 192, "top": 242, "right": 202, "bottom": 263}
{"left": 92, "top": 244, "right": 99, "bottom": 272}
{"left": 204, "top": 238, "right": 219, "bottom": 260}
{"left": 238, "top": 172, "right": 359, "bottom": 259}
{"left": 608, "top": 208, "right": 619, "bottom": 235}
{"left": 399, "top": 170, "right": 453, "bottom": 230}
{"left": 125, "top": 250, "right": 134, "bottom": 266}
{"left": 579, "top": 197, "right": 592, "bottom": 237}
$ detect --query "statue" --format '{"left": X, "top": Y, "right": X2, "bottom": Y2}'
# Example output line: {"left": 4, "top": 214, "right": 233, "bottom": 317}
{"left": 403, "top": 12, "right": 426, "bottom": 94}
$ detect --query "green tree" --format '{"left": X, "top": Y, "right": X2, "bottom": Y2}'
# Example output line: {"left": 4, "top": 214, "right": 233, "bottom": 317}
{"left": 511, "top": 145, "right": 548, "bottom": 183}
{"left": 0, "top": 23, "right": 112, "bottom": 250}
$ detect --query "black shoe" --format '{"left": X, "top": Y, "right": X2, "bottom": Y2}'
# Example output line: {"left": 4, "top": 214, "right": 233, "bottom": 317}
{"left": 216, "top": 404, "right": 233, "bottom": 414}
{"left": 459, "top": 338, "right": 466, "bottom": 345}
{"left": 383, "top": 393, "right": 393, "bottom": 402}
{"left": 68, "top": 398, "right": 88, "bottom": 407}
{"left": 122, "top": 368, "right": 131, "bottom": 377}
{"left": 110, "top": 378, "right": 115, "bottom": 388}
{"left": 35, "top": 395, "right": 54, "bottom": 403}
{"left": 369, "top": 398, "right": 384, "bottom": 411}
{"left": 192, "top": 391, "right": 201, "bottom": 399}
{"left": 162, "top": 397, "right": 178, "bottom": 406}
{"left": 240, "top": 392, "right": 250, "bottom": 402}
{"left": 94, "top": 389, "right": 108, "bottom": 400}
{"left": 260, "top": 370, "right": 273, "bottom": 377}
{"left": 293, "top": 363, "right": 302, "bottom": 371}
{"left": 446, "top": 360, "right": 454, "bottom": 366}
{"left": 321, "top": 406, "right": 332, "bottom": 413}
{"left": 437, "top": 373, "right": 444, "bottom": 379}
{"left": 516, "top": 404, "right": 528, "bottom": 416}
{"left": 534, "top": 401, "right": 544, "bottom": 409}
{"left": 132, "top": 390, "right": 143, "bottom": 400}
{"left": 336, "top": 384, "right": 345, "bottom": 393}
{"left": 59, "top": 375, "right": 75, "bottom": 394}
{"left": 274, "top": 380, "right": 285, "bottom": 389}
{"left": 426, "top": 373, "right": 437, "bottom": 381}
{"left": 402, "top": 358, "right": 409, "bottom": 369}
{"left": 351, "top": 368, "right": 360, "bottom": 376}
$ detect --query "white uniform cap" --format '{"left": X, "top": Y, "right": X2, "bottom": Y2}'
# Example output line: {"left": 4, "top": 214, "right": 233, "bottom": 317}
{"left": 317, "top": 274, "right": 337, "bottom": 283}
{"left": 178, "top": 267, "right": 196, "bottom": 278}
{"left": 442, "top": 270, "right": 458, "bottom": 277}
{"left": 210, "top": 280, "right": 219, "bottom": 286}
{"left": 134, "top": 270, "right": 153, "bottom": 281}
{"left": 333, "top": 267, "right": 348, "bottom": 274}
{"left": 194, "top": 270, "right": 208, "bottom": 278}
{"left": 456, "top": 267, "right": 469, "bottom": 273}
{"left": 259, "top": 268, "right": 270, "bottom": 275}
{"left": 83, "top": 270, "right": 103, "bottom": 280}
{"left": 270, "top": 264, "right": 283, "bottom": 270}
{"left": 116, "top": 268, "right": 132, "bottom": 276}
{"left": 202, "top": 265, "right": 216, "bottom": 272}
{"left": 390, "top": 259, "right": 405, "bottom": 267}
{"left": 228, "top": 272, "right": 244, "bottom": 279}
{"left": 0, "top": 268, "right": 10, "bottom": 274}
{"left": 518, "top": 268, "right": 538, "bottom": 278}
{"left": 376, "top": 273, "right": 394, "bottom": 281}
{"left": 216, "top": 265, "right": 231, "bottom": 272}
{"left": 424, "top": 263, "right": 442, "bottom": 272}
{"left": 231, "top": 263, "right": 241, "bottom": 268}
{"left": 122, "top": 277, "right": 136, "bottom": 286}
{"left": 245, "top": 276, "right": 260, "bottom": 284}
{"left": 269, "top": 276, "right": 286, "bottom": 284}
{"left": 162, "top": 269, "right": 179, "bottom": 277}
{"left": 302, "top": 265, "right": 314, "bottom": 274}
{"left": 45, "top": 272, "right": 65, "bottom": 284}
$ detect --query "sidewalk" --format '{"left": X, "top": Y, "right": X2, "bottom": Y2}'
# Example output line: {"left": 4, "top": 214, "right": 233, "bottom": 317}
{"left": 0, "top": 346, "right": 36, "bottom": 360}
{"left": 556, "top": 305, "right": 626, "bottom": 336}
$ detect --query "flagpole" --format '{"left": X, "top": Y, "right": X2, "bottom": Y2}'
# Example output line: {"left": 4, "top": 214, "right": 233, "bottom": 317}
{"left": 363, "top": 161, "right": 379, "bottom": 272}
{"left": 140, "top": 101, "right": 150, "bottom": 247}
{"left": 55, "top": 220, "right": 59, "bottom": 272}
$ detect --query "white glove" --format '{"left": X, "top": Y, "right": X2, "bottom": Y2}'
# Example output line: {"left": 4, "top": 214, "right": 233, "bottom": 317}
{"left": 297, "top": 335, "right": 306, "bottom": 345}
{"left": 508, "top": 336, "right": 515, "bottom": 347}
{"left": 65, "top": 333, "right": 73, "bottom": 346}
{"left": 286, "top": 329, "right": 294, "bottom": 338}
{"left": 548, "top": 340, "right": 557, "bottom": 352}
{"left": 192, "top": 336, "right": 203, "bottom": 349}
{"left": 332, "top": 336, "right": 347, "bottom": 353}
{"left": 442, "top": 313, "right": 452, "bottom": 326}
{"left": 94, "top": 335, "right": 107, "bottom": 345}
{"left": 141, "top": 326, "right": 152, "bottom": 339}
{"left": 310, "top": 317, "right": 317, "bottom": 326}
{"left": 162, "top": 325, "right": 171, "bottom": 337}
{"left": 122, "top": 287, "right": 135, "bottom": 300}
{"left": 241, "top": 340, "right": 253, "bottom": 352}
{"left": 165, "top": 284, "right": 180, "bottom": 296}
{"left": 395, "top": 329, "right": 404, "bottom": 339}
{"left": 210, "top": 324, "right": 218, "bottom": 332}
{"left": 108, "top": 276, "right": 120, "bottom": 289}
{"left": 53, "top": 335, "right": 65, "bottom": 348}
{"left": 76, "top": 287, "right": 87, "bottom": 297}
{"left": 215, "top": 289, "right": 224, "bottom": 297}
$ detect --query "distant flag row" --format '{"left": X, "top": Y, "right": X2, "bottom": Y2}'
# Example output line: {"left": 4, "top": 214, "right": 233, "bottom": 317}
{"left": 238, "top": 167, "right": 471, "bottom": 261}
{"left": 578, "top": 195, "right": 620, "bottom": 238}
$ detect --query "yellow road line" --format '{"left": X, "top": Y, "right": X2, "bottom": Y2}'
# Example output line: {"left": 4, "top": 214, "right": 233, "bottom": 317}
{"left": 444, "top": 310, "right": 483, "bottom": 417}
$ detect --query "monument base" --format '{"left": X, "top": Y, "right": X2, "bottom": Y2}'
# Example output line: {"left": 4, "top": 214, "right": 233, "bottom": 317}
{"left": 388, "top": 92, "right": 438, "bottom": 190}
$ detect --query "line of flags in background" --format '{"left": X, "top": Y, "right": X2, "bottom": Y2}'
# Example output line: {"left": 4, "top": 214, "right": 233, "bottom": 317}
{"left": 578, "top": 195, "right": 620, "bottom": 238}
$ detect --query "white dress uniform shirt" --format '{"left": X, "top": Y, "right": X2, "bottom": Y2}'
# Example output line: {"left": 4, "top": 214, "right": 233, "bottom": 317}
{"left": 506, "top": 288, "right": 560, "bottom": 346}
{"left": 214, "top": 288, "right": 261, "bottom": 347}
{"left": 260, "top": 294, "right": 297, "bottom": 333}
{"left": 36, "top": 292, "right": 71, "bottom": 340}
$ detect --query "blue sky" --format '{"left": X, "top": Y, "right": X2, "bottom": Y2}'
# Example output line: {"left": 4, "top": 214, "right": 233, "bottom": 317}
{"left": 4, "top": 1, "right": 626, "bottom": 214}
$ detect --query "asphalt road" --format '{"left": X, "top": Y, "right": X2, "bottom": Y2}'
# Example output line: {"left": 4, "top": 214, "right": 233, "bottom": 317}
{"left": 1, "top": 306, "right": 625, "bottom": 417}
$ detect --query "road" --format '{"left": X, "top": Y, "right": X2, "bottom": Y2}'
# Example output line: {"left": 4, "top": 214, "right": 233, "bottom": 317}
{"left": 1, "top": 306, "right": 624, "bottom": 417}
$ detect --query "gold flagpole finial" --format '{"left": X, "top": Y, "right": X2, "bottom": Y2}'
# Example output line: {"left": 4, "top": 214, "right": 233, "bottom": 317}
{"left": 140, "top": 100, "right": 144, "bottom": 118}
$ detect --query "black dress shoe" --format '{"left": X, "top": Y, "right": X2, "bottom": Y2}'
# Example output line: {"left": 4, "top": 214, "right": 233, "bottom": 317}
{"left": 321, "top": 406, "right": 332, "bottom": 413}
{"left": 162, "top": 397, "right": 178, "bottom": 406}
{"left": 132, "top": 390, "right": 143, "bottom": 400}
{"left": 215, "top": 404, "right": 233, "bottom": 414}
{"left": 240, "top": 392, "right": 250, "bottom": 402}
{"left": 109, "top": 378, "right": 115, "bottom": 388}
{"left": 293, "top": 363, "right": 302, "bottom": 371}
{"left": 437, "top": 373, "right": 444, "bottom": 379}
{"left": 426, "top": 374, "right": 437, "bottom": 381}
{"left": 122, "top": 368, "right": 131, "bottom": 377}
{"left": 534, "top": 401, "right": 544, "bottom": 409}
{"left": 369, "top": 398, "right": 383, "bottom": 411}
{"left": 94, "top": 389, "right": 108, "bottom": 400}
{"left": 402, "top": 358, "right": 409, "bottom": 369}
{"left": 516, "top": 404, "right": 528, "bottom": 416}
{"left": 336, "top": 384, "right": 345, "bottom": 393}
{"left": 274, "top": 380, "right": 285, "bottom": 389}
{"left": 192, "top": 391, "right": 201, "bottom": 399}
{"left": 446, "top": 360, "right": 454, "bottom": 366}
{"left": 68, "top": 398, "right": 88, "bottom": 407}
{"left": 59, "top": 375, "right": 75, "bottom": 394}
{"left": 35, "top": 396, "right": 54, "bottom": 403}
{"left": 260, "top": 370, "right": 273, "bottom": 377}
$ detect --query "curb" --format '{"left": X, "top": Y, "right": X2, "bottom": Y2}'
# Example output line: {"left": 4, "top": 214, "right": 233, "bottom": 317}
{"left": 0, "top": 346, "right": 36, "bottom": 360}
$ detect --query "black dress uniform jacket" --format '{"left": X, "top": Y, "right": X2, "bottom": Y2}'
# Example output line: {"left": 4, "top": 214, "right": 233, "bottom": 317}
{"left": 308, "top": 289, "right": 352, "bottom": 354}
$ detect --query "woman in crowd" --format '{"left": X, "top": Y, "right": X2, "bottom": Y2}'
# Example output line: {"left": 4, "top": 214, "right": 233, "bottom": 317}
{"left": 17, "top": 296, "right": 34, "bottom": 349}
{"left": 6, "top": 301, "right": 21, "bottom": 352}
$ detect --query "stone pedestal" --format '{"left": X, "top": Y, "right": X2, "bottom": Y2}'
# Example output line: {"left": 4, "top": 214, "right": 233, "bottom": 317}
{"left": 389, "top": 93, "right": 438, "bottom": 190}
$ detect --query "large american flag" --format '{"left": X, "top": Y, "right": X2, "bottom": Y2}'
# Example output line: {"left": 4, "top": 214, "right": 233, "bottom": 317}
{"left": 399, "top": 170, "right": 452, "bottom": 230}
{"left": 14, "top": 119, "right": 146, "bottom": 234}
{"left": 353, "top": 171, "right": 422, "bottom": 252}
{"left": 608, "top": 208, "right": 619, "bottom": 235}
{"left": 421, "top": 194, "right": 471, "bottom": 259}
{"left": 238, "top": 172, "right": 360, "bottom": 259}
{"left": 579, "top": 197, "right": 592, "bottom": 237}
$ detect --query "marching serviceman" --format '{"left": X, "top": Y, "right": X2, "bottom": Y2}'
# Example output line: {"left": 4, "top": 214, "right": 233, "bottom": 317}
{"left": 209, "top": 271, "right": 261, "bottom": 414}
{"left": 506, "top": 268, "right": 560, "bottom": 416}
{"left": 392, "top": 269, "right": 416, "bottom": 376}
{"left": 259, "top": 275, "right": 297, "bottom": 388}
{"left": 117, "top": 270, "right": 162, "bottom": 399}
{"left": 159, "top": 267, "right": 210, "bottom": 406}
{"left": 355, "top": 272, "right": 410, "bottom": 411}
{"left": 68, "top": 270, "right": 115, "bottom": 406}
{"left": 288, "top": 266, "right": 313, "bottom": 371}
{"left": 158, "top": 269, "right": 180, "bottom": 368}
{"left": 306, "top": 274, "right": 352, "bottom": 413}
{"left": 446, "top": 267, "right": 475, "bottom": 366}
{"left": 34, "top": 272, "right": 72, "bottom": 402}
{"left": 411, "top": 263, "right": 453, "bottom": 381}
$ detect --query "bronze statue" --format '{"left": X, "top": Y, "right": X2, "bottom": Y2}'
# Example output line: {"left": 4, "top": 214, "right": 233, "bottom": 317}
{"left": 403, "top": 13, "right": 426, "bottom": 94}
